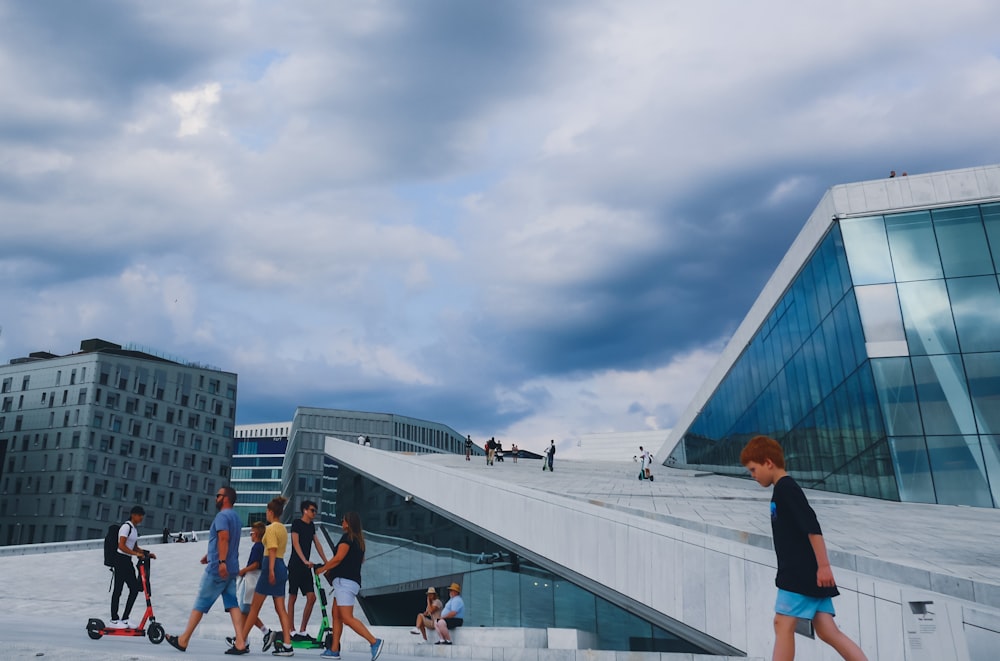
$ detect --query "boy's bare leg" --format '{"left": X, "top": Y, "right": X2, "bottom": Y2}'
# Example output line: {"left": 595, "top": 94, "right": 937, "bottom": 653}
{"left": 773, "top": 614, "right": 797, "bottom": 661}
{"left": 813, "top": 613, "right": 868, "bottom": 660}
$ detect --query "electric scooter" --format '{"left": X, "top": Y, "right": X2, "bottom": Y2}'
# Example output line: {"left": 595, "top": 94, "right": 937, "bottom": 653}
{"left": 86, "top": 551, "right": 165, "bottom": 644}
{"left": 292, "top": 569, "right": 333, "bottom": 649}
{"left": 638, "top": 463, "right": 655, "bottom": 481}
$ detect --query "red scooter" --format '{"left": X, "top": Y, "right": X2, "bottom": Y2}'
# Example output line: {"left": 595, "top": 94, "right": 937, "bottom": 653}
{"left": 86, "top": 551, "right": 165, "bottom": 644}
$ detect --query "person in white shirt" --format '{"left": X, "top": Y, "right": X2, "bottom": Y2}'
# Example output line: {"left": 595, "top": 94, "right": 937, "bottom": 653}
{"left": 110, "top": 505, "right": 156, "bottom": 628}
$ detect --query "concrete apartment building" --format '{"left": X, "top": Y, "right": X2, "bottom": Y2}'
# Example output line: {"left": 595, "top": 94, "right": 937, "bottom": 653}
{"left": 0, "top": 338, "right": 238, "bottom": 545}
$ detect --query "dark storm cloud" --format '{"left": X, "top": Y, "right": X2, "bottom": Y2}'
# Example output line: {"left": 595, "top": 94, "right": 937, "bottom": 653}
{"left": 0, "top": 1, "right": 214, "bottom": 102}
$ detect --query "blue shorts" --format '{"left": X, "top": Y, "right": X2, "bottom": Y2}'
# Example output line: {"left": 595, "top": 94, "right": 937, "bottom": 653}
{"left": 775, "top": 589, "right": 836, "bottom": 619}
{"left": 193, "top": 570, "right": 239, "bottom": 613}
{"left": 255, "top": 557, "right": 288, "bottom": 597}
{"left": 331, "top": 577, "right": 360, "bottom": 607}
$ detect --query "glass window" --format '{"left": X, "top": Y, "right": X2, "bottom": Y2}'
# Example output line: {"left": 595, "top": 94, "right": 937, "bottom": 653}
{"left": 933, "top": 206, "right": 993, "bottom": 278}
{"left": 964, "top": 352, "right": 1000, "bottom": 435}
{"left": 947, "top": 276, "right": 1000, "bottom": 353}
{"left": 926, "top": 435, "right": 994, "bottom": 507}
{"left": 872, "top": 358, "right": 923, "bottom": 436}
{"left": 980, "top": 435, "right": 1000, "bottom": 508}
{"left": 840, "top": 216, "right": 894, "bottom": 285}
{"left": 884, "top": 211, "right": 943, "bottom": 282}
{"left": 855, "top": 284, "right": 906, "bottom": 356}
{"left": 982, "top": 203, "right": 1000, "bottom": 273}
{"left": 896, "top": 280, "right": 959, "bottom": 355}
{"left": 888, "top": 436, "right": 935, "bottom": 503}
{"left": 910, "top": 355, "right": 976, "bottom": 435}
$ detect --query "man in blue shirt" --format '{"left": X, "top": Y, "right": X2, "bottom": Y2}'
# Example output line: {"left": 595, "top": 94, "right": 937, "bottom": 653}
{"left": 434, "top": 583, "right": 465, "bottom": 645}
{"left": 167, "top": 486, "right": 247, "bottom": 654}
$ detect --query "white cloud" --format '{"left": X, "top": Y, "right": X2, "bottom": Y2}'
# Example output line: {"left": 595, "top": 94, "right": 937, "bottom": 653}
{"left": 3, "top": 0, "right": 1000, "bottom": 442}
{"left": 172, "top": 82, "right": 221, "bottom": 137}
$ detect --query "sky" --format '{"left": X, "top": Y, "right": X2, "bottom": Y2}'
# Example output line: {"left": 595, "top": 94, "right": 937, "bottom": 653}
{"left": 2, "top": 1, "right": 1000, "bottom": 456}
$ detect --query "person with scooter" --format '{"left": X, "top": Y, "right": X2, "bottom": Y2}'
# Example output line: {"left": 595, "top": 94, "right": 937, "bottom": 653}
{"left": 110, "top": 506, "right": 157, "bottom": 629}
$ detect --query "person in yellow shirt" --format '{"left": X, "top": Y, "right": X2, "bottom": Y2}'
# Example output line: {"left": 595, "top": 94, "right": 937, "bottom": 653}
{"left": 234, "top": 496, "right": 295, "bottom": 656}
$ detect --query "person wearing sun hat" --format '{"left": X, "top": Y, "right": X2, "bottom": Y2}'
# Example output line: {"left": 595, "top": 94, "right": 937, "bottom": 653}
{"left": 433, "top": 583, "right": 464, "bottom": 645}
{"left": 411, "top": 587, "right": 443, "bottom": 641}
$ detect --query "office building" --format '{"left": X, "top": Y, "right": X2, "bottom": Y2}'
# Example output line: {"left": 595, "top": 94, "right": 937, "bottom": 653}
{"left": 0, "top": 338, "right": 237, "bottom": 544}
{"left": 661, "top": 164, "right": 1000, "bottom": 508}
{"left": 232, "top": 421, "right": 290, "bottom": 524}
{"left": 281, "top": 407, "right": 473, "bottom": 522}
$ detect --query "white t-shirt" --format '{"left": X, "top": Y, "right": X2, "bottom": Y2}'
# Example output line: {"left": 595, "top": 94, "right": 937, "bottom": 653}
{"left": 640, "top": 451, "right": 650, "bottom": 468}
{"left": 117, "top": 521, "right": 137, "bottom": 556}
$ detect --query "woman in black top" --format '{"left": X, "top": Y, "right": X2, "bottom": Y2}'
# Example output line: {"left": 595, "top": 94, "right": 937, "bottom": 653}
{"left": 313, "top": 512, "right": 383, "bottom": 661}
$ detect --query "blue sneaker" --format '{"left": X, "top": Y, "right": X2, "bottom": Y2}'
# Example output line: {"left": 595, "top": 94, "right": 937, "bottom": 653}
{"left": 370, "top": 638, "right": 384, "bottom": 661}
{"left": 320, "top": 651, "right": 340, "bottom": 659}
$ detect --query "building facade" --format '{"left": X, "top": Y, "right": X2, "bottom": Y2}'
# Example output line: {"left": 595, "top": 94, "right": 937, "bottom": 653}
{"left": 232, "top": 421, "right": 290, "bottom": 525}
{"left": 0, "top": 338, "right": 238, "bottom": 544}
{"left": 662, "top": 165, "right": 1000, "bottom": 508}
{"left": 281, "top": 407, "right": 473, "bottom": 523}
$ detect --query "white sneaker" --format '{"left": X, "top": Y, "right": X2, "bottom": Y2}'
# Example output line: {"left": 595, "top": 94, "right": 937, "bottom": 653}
{"left": 109, "top": 620, "right": 127, "bottom": 629}
{"left": 122, "top": 618, "right": 136, "bottom": 628}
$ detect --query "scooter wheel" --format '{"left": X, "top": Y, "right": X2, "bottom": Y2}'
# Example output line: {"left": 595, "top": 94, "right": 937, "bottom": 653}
{"left": 86, "top": 618, "right": 104, "bottom": 639}
{"left": 148, "top": 622, "right": 165, "bottom": 644}
{"left": 649, "top": 475, "right": 654, "bottom": 481}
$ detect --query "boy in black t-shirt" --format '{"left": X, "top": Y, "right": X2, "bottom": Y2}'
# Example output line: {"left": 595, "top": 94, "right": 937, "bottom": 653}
{"left": 740, "top": 436, "right": 867, "bottom": 661}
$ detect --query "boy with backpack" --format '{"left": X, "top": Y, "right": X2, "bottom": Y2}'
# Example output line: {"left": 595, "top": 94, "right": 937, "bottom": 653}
{"left": 106, "top": 505, "right": 156, "bottom": 628}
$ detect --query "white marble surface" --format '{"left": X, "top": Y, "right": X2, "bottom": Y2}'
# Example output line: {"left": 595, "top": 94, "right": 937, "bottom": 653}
{"left": 331, "top": 445, "right": 1000, "bottom": 660}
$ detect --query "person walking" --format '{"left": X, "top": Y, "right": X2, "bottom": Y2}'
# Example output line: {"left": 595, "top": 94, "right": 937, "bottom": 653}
{"left": 166, "top": 486, "right": 246, "bottom": 654}
{"left": 740, "top": 436, "right": 868, "bottom": 661}
{"left": 231, "top": 521, "right": 276, "bottom": 652}
{"left": 465, "top": 435, "right": 473, "bottom": 461}
{"left": 234, "top": 496, "right": 296, "bottom": 656}
{"left": 543, "top": 440, "right": 555, "bottom": 472}
{"left": 313, "top": 512, "right": 384, "bottom": 661}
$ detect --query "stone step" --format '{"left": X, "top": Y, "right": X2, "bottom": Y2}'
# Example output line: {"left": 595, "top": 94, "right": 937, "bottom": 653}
{"left": 331, "top": 627, "right": 764, "bottom": 661}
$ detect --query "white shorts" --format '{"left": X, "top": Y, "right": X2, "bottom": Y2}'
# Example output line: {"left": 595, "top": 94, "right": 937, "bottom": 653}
{"left": 331, "top": 577, "right": 360, "bottom": 606}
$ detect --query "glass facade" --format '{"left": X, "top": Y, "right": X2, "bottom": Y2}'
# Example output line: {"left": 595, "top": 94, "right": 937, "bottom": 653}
{"left": 329, "top": 465, "right": 710, "bottom": 654}
{"left": 282, "top": 408, "right": 476, "bottom": 525}
{"left": 677, "top": 202, "right": 1000, "bottom": 508}
{"left": 231, "top": 432, "right": 288, "bottom": 525}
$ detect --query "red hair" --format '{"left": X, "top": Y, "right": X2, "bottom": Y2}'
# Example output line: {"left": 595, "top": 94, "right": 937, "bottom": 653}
{"left": 740, "top": 435, "right": 785, "bottom": 469}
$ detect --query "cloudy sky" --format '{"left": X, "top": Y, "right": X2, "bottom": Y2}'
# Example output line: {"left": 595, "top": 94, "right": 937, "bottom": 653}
{"left": 2, "top": 1, "right": 999, "bottom": 455}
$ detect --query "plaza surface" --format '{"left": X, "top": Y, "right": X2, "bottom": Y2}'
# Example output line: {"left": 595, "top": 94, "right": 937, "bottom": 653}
{"left": 404, "top": 452, "right": 1000, "bottom": 615}
{"left": 4, "top": 453, "right": 999, "bottom": 659}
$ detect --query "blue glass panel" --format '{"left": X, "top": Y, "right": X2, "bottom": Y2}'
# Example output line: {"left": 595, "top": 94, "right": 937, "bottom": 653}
{"left": 925, "top": 435, "right": 994, "bottom": 507}
{"left": 855, "top": 284, "right": 906, "bottom": 343}
{"left": 896, "top": 280, "right": 959, "bottom": 355}
{"left": 840, "top": 216, "right": 894, "bottom": 285}
{"left": 884, "top": 211, "right": 943, "bottom": 282}
{"left": 831, "top": 224, "right": 854, "bottom": 294}
{"left": 858, "top": 362, "right": 886, "bottom": 443}
{"left": 964, "top": 352, "right": 1000, "bottom": 435}
{"left": 933, "top": 206, "right": 993, "bottom": 277}
{"left": 888, "top": 436, "right": 935, "bottom": 503}
{"left": 982, "top": 203, "right": 1000, "bottom": 273}
{"left": 910, "top": 355, "right": 976, "bottom": 435}
{"left": 872, "top": 358, "right": 923, "bottom": 436}
{"left": 946, "top": 276, "right": 1000, "bottom": 353}
{"left": 980, "top": 435, "right": 1000, "bottom": 508}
